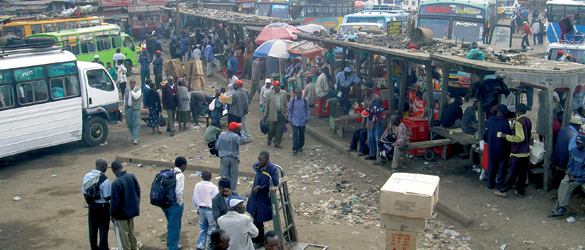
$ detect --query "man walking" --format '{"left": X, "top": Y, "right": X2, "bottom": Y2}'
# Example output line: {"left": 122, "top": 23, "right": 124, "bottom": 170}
{"left": 153, "top": 51, "right": 164, "bottom": 89}
{"left": 227, "top": 51, "right": 238, "bottom": 75}
{"left": 217, "top": 122, "right": 247, "bottom": 191}
{"left": 217, "top": 196, "right": 258, "bottom": 250}
{"left": 247, "top": 151, "right": 279, "bottom": 249}
{"left": 205, "top": 43, "right": 221, "bottom": 77}
{"left": 162, "top": 76, "right": 179, "bottom": 137}
{"left": 548, "top": 136, "right": 585, "bottom": 217}
{"left": 532, "top": 19, "right": 541, "bottom": 45}
{"left": 227, "top": 80, "right": 248, "bottom": 124}
{"left": 264, "top": 81, "right": 288, "bottom": 149}
{"left": 362, "top": 82, "right": 384, "bottom": 161}
{"left": 138, "top": 48, "right": 152, "bottom": 87}
{"left": 521, "top": 21, "right": 532, "bottom": 48}
{"left": 249, "top": 57, "right": 264, "bottom": 102}
{"left": 161, "top": 156, "right": 187, "bottom": 250}
{"left": 113, "top": 48, "right": 126, "bottom": 70}
{"left": 110, "top": 161, "right": 141, "bottom": 250}
{"left": 494, "top": 104, "right": 532, "bottom": 198}
{"left": 124, "top": 79, "right": 142, "bottom": 145}
{"left": 82, "top": 158, "right": 111, "bottom": 250}
{"left": 192, "top": 170, "right": 219, "bottom": 250}
{"left": 335, "top": 66, "right": 362, "bottom": 114}
{"left": 288, "top": 88, "right": 310, "bottom": 154}
{"left": 484, "top": 105, "right": 512, "bottom": 189}
{"left": 212, "top": 177, "right": 239, "bottom": 223}
{"left": 241, "top": 40, "right": 254, "bottom": 79}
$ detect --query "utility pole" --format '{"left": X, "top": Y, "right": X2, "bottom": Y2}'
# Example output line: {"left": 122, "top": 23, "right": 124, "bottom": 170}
{"left": 175, "top": 0, "right": 180, "bottom": 36}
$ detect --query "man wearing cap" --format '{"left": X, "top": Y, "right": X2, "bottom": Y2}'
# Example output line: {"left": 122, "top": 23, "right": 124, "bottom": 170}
{"left": 336, "top": 66, "right": 362, "bottom": 114}
{"left": 93, "top": 55, "right": 104, "bottom": 66}
{"left": 494, "top": 104, "right": 532, "bottom": 198}
{"left": 246, "top": 151, "right": 279, "bottom": 248}
{"left": 217, "top": 122, "right": 247, "bottom": 191}
{"left": 227, "top": 80, "right": 248, "bottom": 124}
{"left": 113, "top": 48, "right": 126, "bottom": 70}
{"left": 153, "top": 51, "right": 164, "bottom": 89}
{"left": 362, "top": 82, "right": 384, "bottom": 161}
{"left": 440, "top": 97, "right": 464, "bottom": 128}
{"left": 217, "top": 196, "right": 258, "bottom": 250}
{"left": 205, "top": 43, "right": 222, "bottom": 77}
{"left": 139, "top": 48, "right": 152, "bottom": 87}
{"left": 212, "top": 178, "right": 239, "bottom": 223}
{"left": 551, "top": 117, "right": 583, "bottom": 184}
{"left": 521, "top": 21, "right": 532, "bottom": 48}
{"left": 548, "top": 135, "right": 585, "bottom": 217}
{"left": 249, "top": 58, "right": 265, "bottom": 102}
{"left": 260, "top": 78, "right": 272, "bottom": 110}
{"left": 484, "top": 105, "right": 512, "bottom": 189}
{"left": 264, "top": 81, "right": 288, "bottom": 149}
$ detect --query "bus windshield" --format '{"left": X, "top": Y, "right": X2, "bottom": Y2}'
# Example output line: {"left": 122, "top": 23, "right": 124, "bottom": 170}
{"left": 418, "top": 19, "right": 449, "bottom": 39}
{"left": 255, "top": 3, "right": 272, "bottom": 16}
{"left": 4, "top": 26, "right": 25, "bottom": 37}
{"left": 272, "top": 4, "right": 290, "bottom": 19}
{"left": 451, "top": 21, "right": 483, "bottom": 42}
{"left": 346, "top": 17, "right": 389, "bottom": 25}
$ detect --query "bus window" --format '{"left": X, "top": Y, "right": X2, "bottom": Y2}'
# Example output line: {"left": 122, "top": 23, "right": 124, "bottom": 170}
{"left": 347, "top": 17, "right": 387, "bottom": 25}
{"left": 96, "top": 35, "right": 112, "bottom": 51}
{"left": 43, "top": 23, "right": 56, "bottom": 32}
{"left": 452, "top": 21, "right": 484, "bottom": 43}
{"left": 256, "top": 4, "right": 271, "bottom": 16}
{"left": 124, "top": 37, "right": 135, "bottom": 51}
{"left": 111, "top": 35, "right": 122, "bottom": 48}
{"left": 79, "top": 20, "right": 90, "bottom": 28}
{"left": 47, "top": 62, "right": 77, "bottom": 77}
{"left": 86, "top": 69, "right": 115, "bottom": 91}
{"left": 62, "top": 35, "right": 80, "bottom": 55}
{"left": 17, "top": 80, "right": 48, "bottom": 105}
{"left": 68, "top": 21, "right": 79, "bottom": 29}
{"left": 90, "top": 19, "right": 101, "bottom": 26}
{"left": 419, "top": 19, "right": 449, "bottom": 40}
{"left": 4, "top": 26, "right": 25, "bottom": 38}
{"left": 550, "top": 5, "right": 565, "bottom": 22}
{"left": 56, "top": 22, "right": 67, "bottom": 31}
{"left": 0, "top": 85, "right": 14, "bottom": 109}
{"left": 0, "top": 70, "right": 11, "bottom": 84}
{"left": 14, "top": 66, "right": 45, "bottom": 82}
{"left": 50, "top": 76, "right": 80, "bottom": 99}
{"left": 79, "top": 33, "right": 96, "bottom": 54}
{"left": 30, "top": 24, "right": 42, "bottom": 35}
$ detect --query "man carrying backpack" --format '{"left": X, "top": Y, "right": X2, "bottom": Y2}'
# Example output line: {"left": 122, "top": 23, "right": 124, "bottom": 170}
{"left": 110, "top": 161, "right": 141, "bottom": 250}
{"left": 288, "top": 88, "right": 310, "bottom": 155}
{"left": 82, "top": 158, "right": 111, "bottom": 250}
{"left": 160, "top": 156, "right": 187, "bottom": 250}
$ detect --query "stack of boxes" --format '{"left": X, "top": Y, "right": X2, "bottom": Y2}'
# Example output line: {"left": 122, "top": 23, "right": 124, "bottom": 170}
{"left": 380, "top": 173, "right": 440, "bottom": 250}
{"left": 183, "top": 60, "right": 205, "bottom": 91}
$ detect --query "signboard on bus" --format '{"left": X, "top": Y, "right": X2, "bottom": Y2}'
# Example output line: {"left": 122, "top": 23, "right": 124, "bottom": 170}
{"left": 100, "top": 0, "right": 133, "bottom": 6}
{"left": 420, "top": 3, "right": 484, "bottom": 18}
{"left": 387, "top": 21, "right": 402, "bottom": 35}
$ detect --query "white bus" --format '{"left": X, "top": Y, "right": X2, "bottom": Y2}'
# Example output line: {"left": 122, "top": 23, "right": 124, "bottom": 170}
{"left": 0, "top": 44, "right": 121, "bottom": 158}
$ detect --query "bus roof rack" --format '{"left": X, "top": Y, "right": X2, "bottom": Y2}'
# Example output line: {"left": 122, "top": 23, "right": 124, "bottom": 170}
{"left": 0, "top": 43, "right": 63, "bottom": 57}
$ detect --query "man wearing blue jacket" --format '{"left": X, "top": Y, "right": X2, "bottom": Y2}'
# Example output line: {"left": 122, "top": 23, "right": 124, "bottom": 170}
{"left": 110, "top": 161, "right": 141, "bottom": 250}
{"left": 205, "top": 44, "right": 221, "bottom": 77}
{"left": 549, "top": 136, "right": 585, "bottom": 217}
{"left": 484, "top": 105, "right": 512, "bottom": 190}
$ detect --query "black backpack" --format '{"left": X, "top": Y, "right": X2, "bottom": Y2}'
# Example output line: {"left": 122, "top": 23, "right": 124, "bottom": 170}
{"left": 83, "top": 173, "right": 108, "bottom": 204}
{"left": 208, "top": 139, "right": 219, "bottom": 156}
{"left": 150, "top": 169, "right": 177, "bottom": 208}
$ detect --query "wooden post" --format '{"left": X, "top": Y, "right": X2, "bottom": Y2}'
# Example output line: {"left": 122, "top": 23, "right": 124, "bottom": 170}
{"left": 355, "top": 50, "right": 362, "bottom": 103}
{"left": 175, "top": 0, "right": 180, "bottom": 35}
{"left": 398, "top": 60, "right": 407, "bottom": 118}
{"left": 544, "top": 87, "right": 554, "bottom": 191}
{"left": 367, "top": 52, "right": 374, "bottom": 83}
{"left": 562, "top": 87, "right": 573, "bottom": 128}
{"left": 476, "top": 72, "right": 486, "bottom": 140}
{"left": 425, "top": 63, "right": 435, "bottom": 127}
{"left": 387, "top": 56, "right": 395, "bottom": 112}
{"left": 342, "top": 47, "right": 347, "bottom": 63}
{"left": 439, "top": 67, "right": 450, "bottom": 121}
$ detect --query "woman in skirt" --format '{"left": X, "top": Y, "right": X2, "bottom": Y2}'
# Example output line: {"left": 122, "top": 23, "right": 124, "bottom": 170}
{"left": 145, "top": 82, "right": 162, "bottom": 134}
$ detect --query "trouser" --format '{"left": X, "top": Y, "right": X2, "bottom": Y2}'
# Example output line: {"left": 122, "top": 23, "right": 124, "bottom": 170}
{"left": 242, "top": 59, "right": 252, "bottom": 78}
{"left": 227, "top": 114, "right": 242, "bottom": 124}
{"left": 292, "top": 125, "right": 305, "bottom": 152}
{"left": 190, "top": 106, "right": 200, "bottom": 124}
{"left": 88, "top": 203, "right": 110, "bottom": 250}
{"left": 155, "top": 73, "right": 163, "bottom": 89}
{"left": 392, "top": 146, "right": 402, "bottom": 169}
{"left": 339, "top": 86, "right": 351, "bottom": 113}
{"left": 268, "top": 112, "right": 286, "bottom": 146}
{"left": 114, "top": 218, "right": 138, "bottom": 250}
{"left": 162, "top": 203, "right": 184, "bottom": 250}
{"left": 241, "top": 114, "right": 251, "bottom": 140}
{"left": 553, "top": 174, "right": 585, "bottom": 212}
{"left": 350, "top": 128, "right": 369, "bottom": 154}
{"left": 140, "top": 69, "right": 150, "bottom": 87}
{"left": 499, "top": 156, "right": 529, "bottom": 195}
{"left": 442, "top": 120, "right": 462, "bottom": 129}
{"left": 196, "top": 208, "right": 216, "bottom": 249}
{"left": 220, "top": 156, "right": 240, "bottom": 191}
{"left": 367, "top": 124, "right": 384, "bottom": 157}
{"left": 487, "top": 156, "right": 508, "bottom": 189}
{"left": 249, "top": 83, "right": 261, "bottom": 102}
{"left": 533, "top": 33, "right": 538, "bottom": 45}
{"left": 166, "top": 109, "right": 176, "bottom": 132}
{"left": 252, "top": 221, "right": 265, "bottom": 244}
{"left": 125, "top": 108, "right": 140, "bottom": 142}
{"left": 211, "top": 111, "right": 221, "bottom": 127}
{"left": 560, "top": 25, "right": 568, "bottom": 40}
{"left": 207, "top": 59, "right": 221, "bottom": 76}
{"left": 118, "top": 82, "right": 127, "bottom": 99}
{"left": 521, "top": 34, "right": 530, "bottom": 47}
{"left": 324, "top": 89, "right": 339, "bottom": 98}
{"left": 182, "top": 52, "right": 189, "bottom": 63}
{"left": 539, "top": 33, "right": 544, "bottom": 44}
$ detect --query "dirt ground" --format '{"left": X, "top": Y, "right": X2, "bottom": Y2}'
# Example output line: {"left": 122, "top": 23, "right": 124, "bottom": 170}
{"left": 1, "top": 49, "right": 585, "bottom": 250}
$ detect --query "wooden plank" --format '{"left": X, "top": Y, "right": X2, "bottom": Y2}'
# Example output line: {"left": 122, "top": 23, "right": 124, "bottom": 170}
{"left": 368, "top": 52, "right": 374, "bottom": 83}
{"left": 387, "top": 55, "right": 395, "bottom": 112}
{"left": 425, "top": 63, "right": 435, "bottom": 128}
{"left": 439, "top": 66, "right": 450, "bottom": 121}
{"left": 430, "top": 126, "right": 476, "bottom": 145}
{"left": 398, "top": 61, "right": 407, "bottom": 117}
{"left": 405, "top": 139, "right": 452, "bottom": 150}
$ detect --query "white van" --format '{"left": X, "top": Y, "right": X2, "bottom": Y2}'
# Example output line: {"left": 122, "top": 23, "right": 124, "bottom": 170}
{"left": 342, "top": 12, "right": 412, "bottom": 30}
{"left": 546, "top": 42, "right": 585, "bottom": 63}
{"left": 0, "top": 44, "right": 121, "bottom": 158}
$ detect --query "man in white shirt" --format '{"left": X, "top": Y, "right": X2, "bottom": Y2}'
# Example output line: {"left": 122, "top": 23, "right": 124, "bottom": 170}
{"left": 117, "top": 59, "right": 128, "bottom": 99}
{"left": 532, "top": 20, "right": 541, "bottom": 45}
{"left": 217, "top": 196, "right": 258, "bottom": 250}
{"left": 161, "top": 156, "right": 186, "bottom": 250}
{"left": 124, "top": 79, "right": 142, "bottom": 145}
{"left": 260, "top": 78, "right": 272, "bottom": 111}
{"left": 191, "top": 44, "right": 202, "bottom": 60}
{"left": 113, "top": 48, "right": 126, "bottom": 69}
{"left": 192, "top": 170, "right": 219, "bottom": 250}
{"left": 226, "top": 69, "right": 238, "bottom": 96}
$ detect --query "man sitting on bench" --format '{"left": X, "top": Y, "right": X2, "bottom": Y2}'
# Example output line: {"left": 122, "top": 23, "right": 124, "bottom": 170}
{"left": 440, "top": 97, "right": 464, "bottom": 129}
{"left": 373, "top": 114, "right": 409, "bottom": 173}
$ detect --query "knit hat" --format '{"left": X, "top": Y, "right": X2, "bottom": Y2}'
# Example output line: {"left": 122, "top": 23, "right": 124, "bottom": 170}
{"left": 227, "top": 196, "right": 246, "bottom": 209}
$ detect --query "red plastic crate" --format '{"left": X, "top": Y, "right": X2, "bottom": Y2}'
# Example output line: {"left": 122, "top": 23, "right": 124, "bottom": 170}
{"left": 314, "top": 96, "right": 331, "bottom": 117}
{"left": 402, "top": 116, "right": 429, "bottom": 142}
{"left": 408, "top": 144, "right": 451, "bottom": 156}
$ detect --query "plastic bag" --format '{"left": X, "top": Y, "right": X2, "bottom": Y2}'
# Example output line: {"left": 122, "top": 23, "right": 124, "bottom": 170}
{"left": 529, "top": 140, "right": 545, "bottom": 165}
{"left": 260, "top": 118, "right": 269, "bottom": 134}
{"left": 208, "top": 99, "right": 216, "bottom": 111}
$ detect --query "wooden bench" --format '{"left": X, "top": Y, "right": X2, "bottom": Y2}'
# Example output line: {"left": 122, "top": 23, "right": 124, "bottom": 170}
{"left": 374, "top": 138, "right": 452, "bottom": 166}
{"left": 429, "top": 126, "right": 477, "bottom": 165}
{"left": 331, "top": 110, "right": 395, "bottom": 138}
{"left": 204, "top": 112, "right": 228, "bottom": 128}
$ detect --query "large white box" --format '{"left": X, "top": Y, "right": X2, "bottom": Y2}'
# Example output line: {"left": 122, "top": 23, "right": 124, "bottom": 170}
{"left": 380, "top": 213, "right": 427, "bottom": 233}
{"left": 380, "top": 173, "right": 440, "bottom": 218}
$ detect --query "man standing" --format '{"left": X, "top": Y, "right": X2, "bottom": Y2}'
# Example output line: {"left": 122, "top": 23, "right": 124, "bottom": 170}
{"left": 249, "top": 57, "right": 264, "bottom": 102}
{"left": 93, "top": 55, "right": 104, "bottom": 65}
{"left": 124, "top": 79, "right": 142, "bottom": 145}
{"left": 461, "top": 100, "right": 478, "bottom": 135}
{"left": 138, "top": 49, "right": 152, "bottom": 87}
{"left": 205, "top": 43, "right": 221, "bottom": 77}
{"left": 162, "top": 76, "right": 179, "bottom": 137}
{"left": 288, "top": 88, "right": 311, "bottom": 154}
{"left": 217, "top": 122, "right": 247, "bottom": 191}
{"left": 110, "top": 161, "right": 141, "bottom": 250}
{"left": 521, "top": 21, "right": 532, "bottom": 48}
{"left": 246, "top": 151, "right": 279, "bottom": 249}
{"left": 494, "top": 104, "right": 532, "bottom": 198}
{"left": 153, "top": 51, "right": 164, "bottom": 89}
{"left": 226, "top": 69, "right": 238, "bottom": 96}
{"left": 532, "top": 19, "right": 541, "bottom": 45}
{"left": 82, "top": 158, "right": 111, "bottom": 250}
{"left": 362, "top": 82, "right": 384, "bottom": 161}
{"left": 264, "top": 231, "right": 281, "bottom": 250}
{"left": 227, "top": 51, "right": 238, "bottom": 76}
{"left": 117, "top": 59, "right": 127, "bottom": 97}
{"left": 559, "top": 14, "right": 579, "bottom": 40}
{"left": 217, "top": 196, "right": 258, "bottom": 250}
{"left": 106, "top": 62, "right": 117, "bottom": 80}
{"left": 192, "top": 170, "right": 219, "bottom": 250}
{"left": 484, "top": 105, "right": 512, "bottom": 189}
{"left": 161, "top": 156, "right": 187, "bottom": 250}
{"left": 551, "top": 116, "right": 583, "bottom": 185}
{"left": 440, "top": 97, "right": 464, "bottom": 128}
{"left": 208, "top": 229, "right": 230, "bottom": 250}
{"left": 113, "top": 48, "right": 126, "bottom": 70}
{"left": 532, "top": 8, "right": 540, "bottom": 24}
{"left": 242, "top": 40, "right": 254, "bottom": 79}
{"left": 548, "top": 136, "right": 585, "bottom": 217}
{"left": 264, "top": 81, "right": 288, "bottom": 149}
{"left": 260, "top": 79, "right": 272, "bottom": 110}
{"left": 212, "top": 177, "right": 239, "bottom": 223}
{"left": 180, "top": 35, "right": 189, "bottom": 62}
{"left": 335, "top": 66, "right": 362, "bottom": 114}
{"left": 227, "top": 80, "right": 248, "bottom": 124}
{"left": 374, "top": 114, "right": 408, "bottom": 171}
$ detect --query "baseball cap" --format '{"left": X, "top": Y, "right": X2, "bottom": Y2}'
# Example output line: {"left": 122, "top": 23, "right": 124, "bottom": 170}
{"left": 227, "top": 196, "right": 246, "bottom": 209}
{"left": 156, "top": 50, "right": 162, "bottom": 54}
{"left": 228, "top": 122, "right": 242, "bottom": 131}
{"left": 570, "top": 116, "right": 584, "bottom": 125}
{"left": 272, "top": 80, "right": 281, "bottom": 86}
{"left": 235, "top": 80, "right": 243, "bottom": 86}
{"left": 344, "top": 66, "right": 353, "bottom": 72}
{"left": 94, "top": 55, "right": 99, "bottom": 59}
{"left": 265, "top": 78, "right": 272, "bottom": 84}
{"left": 497, "top": 104, "right": 508, "bottom": 114}
{"left": 577, "top": 135, "right": 585, "bottom": 144}
{"left": 557, "top": 50, "right": 564, "bottom": 55}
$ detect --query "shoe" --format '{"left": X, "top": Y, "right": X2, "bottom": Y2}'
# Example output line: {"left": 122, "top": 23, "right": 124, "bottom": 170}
{"left": 254, "top": 243, "right": 264, "bottom": 249}
{"left": 177, "top": 245, "right": 183, "bottom": 250}
{"left": 479, "top": 169, "right": 487, "bottom": 181}
{"left": 390, "top": 168, "right": 399, "bottom": 174}
{"left": 372, "top": 161, "right": 385, "bottom": 166}
{"left": 548, "top": 207, "right": 567, "bottom": 218}
{"left": 247, "top": 138, "right": 253, "bottom": 143}
{"left": 347, "top": 148, "right": 356, "bottom": 152}
{"left": 267, "top": 139, "right": 272, "bottom": 145}
{"left": 299, "top": 148, "right": 303, "bottom": 152}
{"left": 133, "top": 140, "right": 138, "bottom": 145}
{"left": 494, "top": 191, "right": 507, "bottom": 197}
{"left": 275, "top": 144, "right": 282, "bottom": 149}
{"left": 357, "top": 152, "right": 367, "bottom": 156}
{"left": 364, "top": 156, "right": 376, "bottom": 160}
{"left": 170, "top": 131, "right": 175, "bottom": 137}
{"left": 292, "top": 151, "right": 298, "bottom": 155}
{"left": 515, "top": 190, "right": 524, "bottom": 198}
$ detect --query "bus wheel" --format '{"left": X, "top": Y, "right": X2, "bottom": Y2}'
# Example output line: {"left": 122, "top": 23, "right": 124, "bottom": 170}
{"left": 124, "top": 60, "right": 133, "bottom": 76}
{"left": 83, "top": 116, "right": 108, "bottom": 146}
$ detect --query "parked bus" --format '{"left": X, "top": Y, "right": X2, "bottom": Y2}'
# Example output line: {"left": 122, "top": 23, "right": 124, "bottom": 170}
{"left": 254, "top": 0, "right": 356, "bottom": 30}
{"left": 2, "top": 16, "right": 103, "bottom": 38}
{"left": 341, "top": 11, "right": 412, "bottom": 30}
{"left": 546, "top": 0, "right": 585, "bottom": 43}
{"left": 0, "top": 44, "right": 121, "bottom": 158}
{"left": 24, "top": 24, "right": 138, "bottom": 74}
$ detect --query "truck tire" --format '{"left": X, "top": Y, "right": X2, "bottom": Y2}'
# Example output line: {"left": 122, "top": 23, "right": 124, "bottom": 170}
{"left": 83, "top": 116, "right": 108, "bottom": 146}
{"left": 124, "top": 59, "right": 133, "bottom": 76}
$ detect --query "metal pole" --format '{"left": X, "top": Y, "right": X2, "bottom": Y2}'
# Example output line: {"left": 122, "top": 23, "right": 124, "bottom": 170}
{"left": 175, "top": 0, "right": 180, "bottom": 36}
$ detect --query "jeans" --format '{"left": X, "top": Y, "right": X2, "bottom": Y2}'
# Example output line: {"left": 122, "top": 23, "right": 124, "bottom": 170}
{"left": 292, "top": 125, "right": 305, "bottom": 152}
{"left": 521, "top": 34, "right": 530, "bottom": 47}
{"left": 220, "top": 156, "right": 240, "bottom": 191}
{"left": 88, "top": 203, "right": 110, "bottom": 250}
{"left": 499, "top": 156, "right": 529, "bottom": 195}
{"left": 241, "top": 114, "right": 251, "bottom": 140}
{"left": 553, "top": 174, "right": 585, "bottom": 212}
{"left": 487, "top": 156, "right": 508, "bottom": 189}
{"left": 125, "top": 108, "right": 140, "bottom": 142}
{"left": 367, "top": 124, "right": 384, "bottom": 157}
{"left": 206, "top": 59, "right": 221, "bottom": 77}
{"left": 211, "top": 111, "right": 221, "bottom": 127}
{"left": 196, "top": 208, "right": 216, "bottom": 249}
{"left": 350, "top": 128, "right": 369, "bottom": 154}
{"left": 140, "top": 69, "right": 150, "bottom": 87}
{"left": 162, "top": 203, "right": 184, "bottom": 250}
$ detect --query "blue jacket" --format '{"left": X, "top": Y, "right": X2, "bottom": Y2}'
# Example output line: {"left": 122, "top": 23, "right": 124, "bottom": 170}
{"left": 552, "top": 126, "right": 579, "bottom": 167}
{"left": 180, "top": 37, "right": 189, "bottom": 53}
{"left": 246, "top": 161, "right": 279, "bottom": 223}
{"left": 205, "top": 45, "right": 216, "bottom": 61}
{"left": 228, "top": 56, "right": 238, "bottom": 74}
{"left": 153, "top": 56, "right": 163, "bottom": 74}
{"left": 484, "top": 115, "right": 512, "bottom": 158}
{"left": 139, "top": 51, "right": 152, "bottom": 71}
{"left": 567, "top": 147, "right": 585, "bottom": 183}
{"left": 110, "top": 171, "right": 141, "bottom": 220}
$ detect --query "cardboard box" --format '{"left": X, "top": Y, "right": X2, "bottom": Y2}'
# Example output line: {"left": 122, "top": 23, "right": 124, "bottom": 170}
{"left": 163, "top": 58, "right": 185, "bottom": 79}
{"left": 188, "top": 76, "right": 205, "bottom": 91}
{"left": 184, "top": 59, "right": 204, "bottom": 77}
{"left": 380, "top": 213, "right": 427, "bottom": 233}
{"left": 380, "top": 173, "right": 440, "bottom": 218}
{"left": 385, "top": 230, "right": 418, "bottom": 250}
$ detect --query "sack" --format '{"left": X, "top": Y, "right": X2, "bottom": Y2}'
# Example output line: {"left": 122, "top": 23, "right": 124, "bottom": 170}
{"left": 529, "top": 140, "right": 545, "bottom": 165}
{"left": 83, "top": 173, "right": 108, "bottom": 204}
{"left": 149, "top": 169, "right": 177, "bottom": 208}
{"left": 260, "top": 119, "right": 269, "bottom": 134}
{"left": 159, "top": 115, "right": 167, "bottom": 127}
{"left": 208, "top": 99, "right": 216, "bottom": 111}
{"left": 208, "top": 139, "right": 219, "bottom": 156}
{"left": 140, "top": 108, "right": 149, "bottom": 120}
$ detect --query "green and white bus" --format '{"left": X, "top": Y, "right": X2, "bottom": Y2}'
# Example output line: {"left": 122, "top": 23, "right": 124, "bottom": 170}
{"left": 24, "top": 24, "right": 138, "bottom": 74}
{"left": 418, "top": 0, "right": 498, "bottom": 43}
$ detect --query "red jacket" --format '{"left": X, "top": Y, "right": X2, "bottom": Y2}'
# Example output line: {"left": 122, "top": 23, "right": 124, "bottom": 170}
{"left": 523, "top": 24, "right": 532, "bottom": 35}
